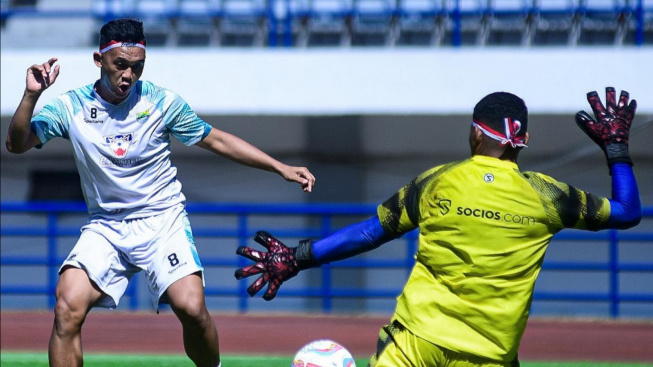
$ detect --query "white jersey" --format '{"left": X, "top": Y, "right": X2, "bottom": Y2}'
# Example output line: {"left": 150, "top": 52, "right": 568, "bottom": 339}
{"left": 31, "top": 80, "right": 212, "bottom": 220}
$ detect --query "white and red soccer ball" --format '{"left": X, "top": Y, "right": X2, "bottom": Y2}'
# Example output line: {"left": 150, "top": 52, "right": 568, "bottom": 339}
{"left": 291, "top": 339, "right": 356, "bottom": 367}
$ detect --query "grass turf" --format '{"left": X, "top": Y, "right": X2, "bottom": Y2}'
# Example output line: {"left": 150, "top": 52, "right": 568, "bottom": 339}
{"left": 1, "top": 352, "right": 653, "bottom": 367}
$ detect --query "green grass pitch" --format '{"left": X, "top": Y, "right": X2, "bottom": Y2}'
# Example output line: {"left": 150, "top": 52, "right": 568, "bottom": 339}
{"left": 1, "top": 352, "right": 652, "bottom": 367}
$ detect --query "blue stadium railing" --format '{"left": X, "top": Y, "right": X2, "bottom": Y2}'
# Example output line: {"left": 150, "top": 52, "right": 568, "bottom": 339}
{"left": 1, "top": 0, "right": 650, "bottom": 47}
{"left": 1, "top": 201, "right": 652, "bottom": 317}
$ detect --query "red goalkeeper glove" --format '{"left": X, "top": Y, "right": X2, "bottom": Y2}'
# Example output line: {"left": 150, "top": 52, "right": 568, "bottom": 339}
{"left": 234, "top": 231, "right": 317, "bottom": 301}
{"left": 575, "top": 87, "right": 637, "bottom": 166}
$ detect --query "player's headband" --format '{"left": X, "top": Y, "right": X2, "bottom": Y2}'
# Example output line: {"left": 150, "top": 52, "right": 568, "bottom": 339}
{"left": 100, "top": 40, "right": 146, "bottom": 53}
{"left": 472, "top": 118, "right": 527, "bottom": 148}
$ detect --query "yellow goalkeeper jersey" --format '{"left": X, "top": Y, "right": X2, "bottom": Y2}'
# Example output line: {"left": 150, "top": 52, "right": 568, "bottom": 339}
{"left": 377, "top": 155, "right": 611, "bottom": 362}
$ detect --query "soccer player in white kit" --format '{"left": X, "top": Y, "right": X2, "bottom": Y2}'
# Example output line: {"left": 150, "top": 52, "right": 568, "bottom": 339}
{"left": 6, "top": 18, "right": 315, "bottom": 367}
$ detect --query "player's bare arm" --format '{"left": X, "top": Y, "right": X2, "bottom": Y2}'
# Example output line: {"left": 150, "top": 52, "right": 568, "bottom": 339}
{"left": 6, "top": 57, "right": 60, "bottom": 154}
{"left": 196, "top": 127, "right": 315, "bottom": 192}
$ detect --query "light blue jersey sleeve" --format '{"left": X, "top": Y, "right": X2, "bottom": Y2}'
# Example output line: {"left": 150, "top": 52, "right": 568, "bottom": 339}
{"left": 30, "top": 97, "right": 70, "bottom": 148}
{"left": 164, "top": 91, "right": 212, "bottom": 146}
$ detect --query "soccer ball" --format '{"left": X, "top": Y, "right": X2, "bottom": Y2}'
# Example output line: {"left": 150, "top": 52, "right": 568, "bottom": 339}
{"left": 291, "top": 339, "right": 356, "bottom": 367}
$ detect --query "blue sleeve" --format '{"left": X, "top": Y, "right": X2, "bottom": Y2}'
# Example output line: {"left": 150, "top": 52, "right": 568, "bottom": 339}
{"left": 312, "top": 216, "right": 397, "bottom": 264}
{"left": 605, "top": 163, "right": 641, "bottom": 229}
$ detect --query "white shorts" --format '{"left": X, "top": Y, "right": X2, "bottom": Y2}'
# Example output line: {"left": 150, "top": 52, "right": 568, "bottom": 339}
{"left": 61, "top": 203, "right": 204, "bottom": 310}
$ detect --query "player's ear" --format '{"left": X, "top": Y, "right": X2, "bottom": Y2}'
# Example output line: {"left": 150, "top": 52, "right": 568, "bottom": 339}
{"left": 524, "top": 132, "right": 530, "bottom": 145}
{"left": 469, "top": 125, "right": 483, "bottom": 151}
{"left": 93, "top": 52, "right": 103, "bottom": 68}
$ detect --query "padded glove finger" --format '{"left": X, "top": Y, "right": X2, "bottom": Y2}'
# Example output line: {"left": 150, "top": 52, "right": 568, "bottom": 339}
{"left": 604, "top": 87, "right": 617, "bottom": 115}
{"left": 587, "top": 90, "right": 607, "bottom": 120}
{"left": 575, "top": 110, "right": 603, "bottom": 147}
{"left": 247, "top": 272, "right": 270, "bottom": 297}
{"left": 234, "top": 262, "right": 266, "bottom": 280}
{"left": 263, "top": 278, "right": 283, "bottom": 301}
{"left": 236, "top": 246, "right": 266, "bottom": 262}
{"left": 617, "top": 90, "right": 629, "bottom": 110}
{"left": 253, "top": 230, "right": 280, "bottom": 251}
{"left": 621, "top": 99, "right": 637, "bottom": 128}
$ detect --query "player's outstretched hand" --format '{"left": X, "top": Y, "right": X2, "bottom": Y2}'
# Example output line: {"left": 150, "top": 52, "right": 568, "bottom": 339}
{"left": 575, "top": 87, "right": 637, "bottom": 165}
{"left": 26, "top": 58, "right": 60, "bottom": 96}
{"left": 235, "top": 231, "right": 301, "bottom": 301}
{"left": 279, "top": 165, "right": 315, "bottom": 193}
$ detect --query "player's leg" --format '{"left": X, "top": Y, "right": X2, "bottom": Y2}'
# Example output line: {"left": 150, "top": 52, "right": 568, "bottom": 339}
{"left": 369, "top": 320, "right": 520, "bottom": 367}
{"left": 139, "top": 206, "right": 219, "bottom": 367}
{"left": 166, "top": 272, "right": 220, "bottom": 367}
{"left": 49, "top": 224, "right": 137, "bottom": 367}
{"left": 368, "top": 320, "right": 444, "bottom": 367}
{"left": 48, "top": 266, "right": 103, "bottom": 367}
{"left": 446, "top": 350, "right": 521, "bottom": 367}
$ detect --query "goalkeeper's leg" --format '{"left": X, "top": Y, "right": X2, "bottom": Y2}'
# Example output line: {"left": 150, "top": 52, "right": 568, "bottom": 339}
{"left": 167, "top": 273, "right": 220, "bottom": 367}
{"left": 369, "top": 320, "right": 519, "bottom": 367}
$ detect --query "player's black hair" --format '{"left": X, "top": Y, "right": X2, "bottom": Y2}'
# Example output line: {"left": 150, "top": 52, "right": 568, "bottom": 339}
{"left": 473, "top": 92, "right": 528, "bottom": 134}
{"left": 99, "top": 18, "right": 146, "bottom": 48}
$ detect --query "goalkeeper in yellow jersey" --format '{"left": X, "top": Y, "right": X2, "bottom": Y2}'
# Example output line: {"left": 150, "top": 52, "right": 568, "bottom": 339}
{"left": 235, "top": 88, "right": 641, "bottom": 366}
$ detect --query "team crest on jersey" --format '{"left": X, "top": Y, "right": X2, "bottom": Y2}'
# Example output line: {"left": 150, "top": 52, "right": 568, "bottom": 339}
{"left": 136, "top": 109, "right": 150, "bottom": 120}
{"left": 105, "top": 133, "right": 134, "bottom": 158}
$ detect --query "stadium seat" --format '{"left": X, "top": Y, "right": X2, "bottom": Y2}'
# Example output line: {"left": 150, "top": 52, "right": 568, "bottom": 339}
{"left": 92, "top": 0, "right": 133, "bottom": 23}
{"left": 532, "top": 0, "right": 580, "bottom": 45}
{"left": 350, "top": 0, "right": 397, "bottom": 46}
{"left": 304, "top": 0, "right": 352, "bottom": 46}
{"left": 219, "top": 0, "right": 268, "bottom": 46}
{"left": 1, "top": 0, "right": 13, "bottom": 27}
{"left": 177, "top": 0, "right": 221, "bottom": 46}
{"left": 3, "top": 0, "right": 96, "bottom": 47}
{"left": 627, "top": 0, "right": 652, "bottom": 45}
{"left": 395, "top": 0, "right": 447, "bottom": 45}
{"left": 578, "top": 0, "right": 629, "bottom": 45}
{"left": 129, "top": 0, "right": 179, "bottom": 46}
{"left": 276, "top": 0, "right": 314, "bottom": 46}
{"left": 444, "top": 0, "right": 488, "bottom": 46}
{"left": 486, "top": 0, "right": 533, "bottom": 46}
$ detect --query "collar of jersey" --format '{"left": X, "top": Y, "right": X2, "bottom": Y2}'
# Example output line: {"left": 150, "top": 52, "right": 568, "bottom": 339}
{"left": 471, "top": 154, "right": 519, "bottom": 170}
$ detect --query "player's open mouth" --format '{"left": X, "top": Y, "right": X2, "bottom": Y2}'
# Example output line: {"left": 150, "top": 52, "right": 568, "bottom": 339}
{"left": 118, "top": 84, "right": 131, "bottom": 94}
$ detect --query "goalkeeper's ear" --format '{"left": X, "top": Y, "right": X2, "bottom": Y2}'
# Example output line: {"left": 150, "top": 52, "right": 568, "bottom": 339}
{"left": 469, "top": 125, "right": 483, "bottom": 153}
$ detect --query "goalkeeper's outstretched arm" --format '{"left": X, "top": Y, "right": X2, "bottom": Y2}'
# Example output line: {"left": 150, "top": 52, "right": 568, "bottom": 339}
{"left": 575, "top": 87, "right": 641, "bottom": 230}
{"left": 606, "top": 163, "right": 641, "bottom": 229}
{"left": 309, "top": 216, "right": 397, "bottom": 265}
{"left": 234, "top": 217, "right": 397, "bottom": 300}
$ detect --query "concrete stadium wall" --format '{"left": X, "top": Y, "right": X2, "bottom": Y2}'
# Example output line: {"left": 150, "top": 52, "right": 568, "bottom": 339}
{"left": 2, "top": 48, "right": 653, "bottom": 115}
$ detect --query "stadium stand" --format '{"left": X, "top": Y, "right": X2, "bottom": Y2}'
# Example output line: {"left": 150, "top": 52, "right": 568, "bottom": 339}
{"left": 0, "top": 0, "right": 650, "bottom": 47}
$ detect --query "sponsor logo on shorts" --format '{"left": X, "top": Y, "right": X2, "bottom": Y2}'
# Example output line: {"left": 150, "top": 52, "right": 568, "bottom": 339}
{"left": 168, "top": 262, "right": 188, "bottom": 275}
{"left": 456, "top": 206, "right": 536, "bottom": 226}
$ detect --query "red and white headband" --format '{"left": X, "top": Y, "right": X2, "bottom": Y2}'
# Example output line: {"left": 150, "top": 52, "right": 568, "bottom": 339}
{"left": 100, "top": 40, "right": 146, "bottom": 54}
{"left": 472, "top": 118, "right": 527, "bottom": 148}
